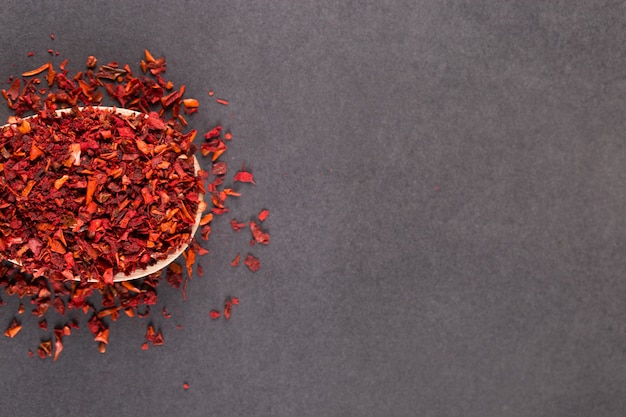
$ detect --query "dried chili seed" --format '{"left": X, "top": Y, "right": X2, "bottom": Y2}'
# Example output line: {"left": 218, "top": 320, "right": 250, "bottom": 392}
{"left": 212, "top": 161, "right": 227, "bottom": 175}
{"left": 244, "top": 254, "right": 261, "bottom": 272}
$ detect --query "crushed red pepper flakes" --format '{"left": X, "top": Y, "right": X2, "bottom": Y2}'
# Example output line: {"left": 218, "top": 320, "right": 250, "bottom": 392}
{"left": 216, "top": 98, "right": 229, "bottom": 106}
{"left": 0, "top": 107, "right": 202, "bottom": 282}
{"left": 233, "top": 163, "right": 256, "bottom": 185}
{"left": 209, "top": 310, "right": 221, "bottom": 319}
{"left": 38, "top": 339, "right": 53, "bottom": 358}
{"left": 0, "top": 48, "right": 270, "bottom": 359}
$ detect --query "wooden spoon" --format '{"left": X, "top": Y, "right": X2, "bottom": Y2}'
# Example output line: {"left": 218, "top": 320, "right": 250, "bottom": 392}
{"left": 2, "top": 106, "right": 203, "bottom": 282}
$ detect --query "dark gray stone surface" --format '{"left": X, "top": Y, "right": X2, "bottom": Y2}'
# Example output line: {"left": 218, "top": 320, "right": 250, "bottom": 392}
{"left": 0, "top": 1, "right": 625, "bottom": 416}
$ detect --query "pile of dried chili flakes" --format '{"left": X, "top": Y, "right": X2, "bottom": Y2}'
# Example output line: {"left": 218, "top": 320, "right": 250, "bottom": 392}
{"left": 0, "top": 50, "right": 270, "bottom": 360}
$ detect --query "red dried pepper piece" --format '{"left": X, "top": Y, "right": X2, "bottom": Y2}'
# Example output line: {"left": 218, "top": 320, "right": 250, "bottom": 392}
{"left": 233, "top": 164, "right": 256, "bottom": 185}
{"left": 153, "top": 330, "right": 165, "bottom": 346}
{"left": 230, "top": 219, "right": 247, "bottom": 232}
{"left": 230, "top": 253, "right": 241, "bottom": 267}
{"left": 212, "top": 161, "right": 227, "bottom": 176}
{"left": 53, "top": 328, "right": 64, "bottom": 361}
{"left": 257, "top": 209, "right": 269, "bottom": 222}
{"left": 224, "top": 299, "right": 232, "bottom": 320}
{"left": 209, "top": 310, "right": 221, "bottom": 319}
{"left": 38, "top": 340, "right": 53, "bottom": 358}
{"left": 244, "top": 254, "right": 261, "bottom": 272}
{"left": 4, "top": 318, "right": 22, "bottom": 338}
{"left": 250, "top": 221, "right": 270, "bottom": 245}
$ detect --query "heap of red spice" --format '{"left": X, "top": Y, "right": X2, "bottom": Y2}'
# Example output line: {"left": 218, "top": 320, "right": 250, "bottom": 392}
{"left": 0, "top": 49, "right": 271, "bottom": 359}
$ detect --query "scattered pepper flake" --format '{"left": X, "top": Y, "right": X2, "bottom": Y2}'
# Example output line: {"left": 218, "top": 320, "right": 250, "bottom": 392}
{"left": 216, "top": 98, "right": 229, "bottom": 106}
{"left": 0, "top": 48, "right": 270, "bottom": 359}
{"left": 4, "top": 319, "right": 22, "bottom": 338}
{"left": 209, "top": 310, "right": 221, "bottom": 319}
{"left": 230, "top": 253, "right": 241, "bottom": 267}
{"left": 244, "top": 254, "right": 261, "bottom": 272}
{"left": 233, "top": 164, "right": 256, "bottom": 185}
{"left": 22, "top": 62, "right": 51, "bottom": 77}
{"left": 230, "top": 219, "right": 247, "bottom": 232}
{"left": 258, "top": 209, "right": 269, "bottom": 222}
{"left": 224, "top": 299, "right": 232, "bottom": 320}
{"left": 250, "top": 221, "right": 270, "bottom": 244}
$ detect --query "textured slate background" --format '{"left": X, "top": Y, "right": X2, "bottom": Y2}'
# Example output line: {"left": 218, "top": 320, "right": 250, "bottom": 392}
{"left": 0, "top": 1, "right": 625, "bottom": 416}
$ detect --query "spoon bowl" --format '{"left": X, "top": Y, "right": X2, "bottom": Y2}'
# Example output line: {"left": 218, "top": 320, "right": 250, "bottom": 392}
{"left": 2, "top": 106, "right": 203, "bottom": 282}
